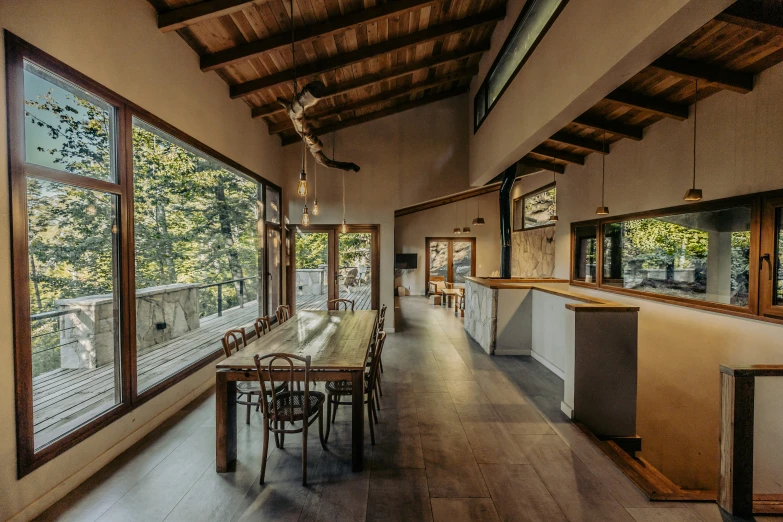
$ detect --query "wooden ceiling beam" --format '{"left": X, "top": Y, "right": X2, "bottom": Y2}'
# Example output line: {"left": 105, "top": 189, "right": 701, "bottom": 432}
{"left": 158, "top": 0, "right": 262, "bottom": 33}
{"left": 269, "top": 68, "right": 476, "bottom": 134}
{"left": 519, "top": 157, "right": 566, "bottom": 174}
{"left": 650, "top": 55, "right": 753, "bottom": 94}
{"left": 547, "top": 132, "right": 608, "bottom": 154}
{"left": 281, "top": 87, "right": 469, "bottom": 145}
{"left": 572, "top": 115, "right": 643, "bottom": 141}
{"left": 251, "top": 43, "right": 489, "bottom": 119}
{"left": 395, "top": 183, "right": 501, "bottom": 217}
{"left": 715, "top": 1, "right": 783, "bottom": 36}
{"left": 529, "top": 146, "right": 585, "bottom": 165}
{"left": 202, "top": 0, "right": 439, "bottom": 71}
{"left": 604, "top": 89, "right": 689, "bottom": 120}
{"left": 231, "top": 7, "right": 505, "bottom": 99}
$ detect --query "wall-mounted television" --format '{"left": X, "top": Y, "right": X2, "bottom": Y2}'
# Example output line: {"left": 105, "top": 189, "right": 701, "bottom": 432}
{"left": 395, "top": 253, "right": 417, "bottom": 269}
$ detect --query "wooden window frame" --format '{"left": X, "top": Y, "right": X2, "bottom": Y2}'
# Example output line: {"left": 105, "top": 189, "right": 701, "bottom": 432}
{"left": 425, "top": 237, "right": 478, "bottom": 285}
{"left": 473, "top": 0, "right": 570, "bottom": 132}
{"left": 515, "top": 182, "right": 557, "bottom": 232}
{"left": 568, "top": 191, "right": 783, "bottom": 325}
{"left": 5, "top": 32, "right": 283, "bottom": 477}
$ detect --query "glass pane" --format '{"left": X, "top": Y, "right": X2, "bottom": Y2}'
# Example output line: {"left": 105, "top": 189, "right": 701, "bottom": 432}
{"left": 429, "top": 240, "right": 449, "bottom": 279}
{"left": 524, "top": 186, "right": 556, "bottom": 229}
{"left": 475, "top": 86, "right": 486, "bottom": 125}
{"left": 132, "top": 118, "right": 261, "bottom": 393}
{"left": 27, "top": 178, "right": 120, "bottom": 450}
{"left": 573, "top": 225, "right": 597, "bottom": 283}
{"left": 339, "top": 232, "right": 372, "bottom": 310}
{"left": 266, "top": 188, "right": 280, "bottom": 224}
{"left": 513, "top": 198, "right": 524, "bottom": 231}
{"left": 23, "top": 61, "right": 116, "bottom": 182}
{"left": 452, "top": 241, "right": 473, "bottom": 284}
{"left": 296, "top": 231, "right": 329, "bottom": 310}
{"left": 602, "top": 207, "right": 751, "bottom": 306}
{"left": 267, "top": 228, "right": 282, "bottom": 315}
{"left": 774, "top": 208, "right": 783, "bottom": 305}
{"left": 487, "top": 0, "right": 564, "bottom": 106}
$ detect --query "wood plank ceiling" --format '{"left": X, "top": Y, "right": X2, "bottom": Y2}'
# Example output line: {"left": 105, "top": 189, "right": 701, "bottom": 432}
{"left": 513, "top": 1, "right": 783, "bottom": 175}
{"left": 147, "top": 0, "right": 506, "bottom": 145}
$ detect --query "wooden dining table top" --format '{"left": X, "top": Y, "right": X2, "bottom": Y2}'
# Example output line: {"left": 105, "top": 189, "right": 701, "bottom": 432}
{"left": 216, "top": 310, "right": 377, "bottom": 371}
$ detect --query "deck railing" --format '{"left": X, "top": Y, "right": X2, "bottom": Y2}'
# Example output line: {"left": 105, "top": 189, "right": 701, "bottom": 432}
{"left": 30, "top": 309, "right": 78, "bottom": 377}
{"left": 199, "top": 276, "right": 259, "bottom": 317}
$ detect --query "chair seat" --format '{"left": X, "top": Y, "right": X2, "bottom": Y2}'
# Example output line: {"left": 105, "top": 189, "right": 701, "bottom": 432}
{"left": 267, "top": 391, "right": 325, "bottom": 421}
{"left": 325, "top": 376, "right": 370, "bottom": 395}
{"left": 238, "top": 380, "right": 286, "bottom": 395}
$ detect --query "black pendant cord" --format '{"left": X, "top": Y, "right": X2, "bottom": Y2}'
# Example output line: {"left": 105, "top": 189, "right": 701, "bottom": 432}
{"left": 692, "top": 78, "right": 698, "bottom": 191}
{"left": 601, "top": 131, "right": 606, "bottom": 207}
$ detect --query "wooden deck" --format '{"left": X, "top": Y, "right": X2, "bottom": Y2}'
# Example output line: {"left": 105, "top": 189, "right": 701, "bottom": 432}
{"left": 31, "top": 301, "right": 261, "bottom": 450}
{"left": 295, "top": 284, "right": 371, "bottom": 310}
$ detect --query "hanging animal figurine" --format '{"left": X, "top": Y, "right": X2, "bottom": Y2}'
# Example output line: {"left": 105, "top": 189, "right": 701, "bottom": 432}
{"left": 277, "top": 80, "right": 360, "bottom": 172}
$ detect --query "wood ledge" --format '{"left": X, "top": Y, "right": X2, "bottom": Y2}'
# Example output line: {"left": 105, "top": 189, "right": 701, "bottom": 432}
{"left": 719, "top": 365, "right": 783, "bottom": 377}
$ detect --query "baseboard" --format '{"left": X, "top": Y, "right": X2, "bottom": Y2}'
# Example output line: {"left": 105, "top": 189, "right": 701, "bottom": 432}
{"left": 561, "top": 401, "right": 574, "bottom": 418}
{"left": 10, "top": 376, "right": 216, "bottom": 522}
{"left": 531, "top": 351, "right": 565, "bottom": 379}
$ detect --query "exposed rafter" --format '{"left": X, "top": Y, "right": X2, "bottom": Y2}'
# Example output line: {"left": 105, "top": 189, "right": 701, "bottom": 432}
{"left": 604, "top": 89, "right": 689, "bottom": 120}
{"left": 572, "top": 115, "right": 643, "bottom": 141}
{"left": 715, "top": 1, "right": 783, "bottom": 36}
{"left": 650, "top": 55, "right": 754, "bottom": 94}
{"left": 281, "top": 87, "right": 469, "bottom": 145}
{"left": 230, "top": 7, "right": 505, "bottom": 99}
{"left": 158, "top": 0, "right": 261, "bottom": 32}
{"left": 519, "top": 157, "right": 565, "bottom": 174}
{"left": 201, "top": 0, "right": 439, "bottom": 71}
{"left": 547, "top": 132, "right": 608, "bottom": 154}
{"left": 529, "top": 146, "right": 585, "bottom": 165}
{"left": 251, "top": 44, "right": 488, "bottom": 119}
{"left": 269, "top": 69, "right": 476, "bottom": 134}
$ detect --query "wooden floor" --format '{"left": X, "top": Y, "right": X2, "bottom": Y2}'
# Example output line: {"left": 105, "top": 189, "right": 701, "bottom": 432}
{"left": 36, "top": 298, "right": 780, "bottom": 522}
{"left": 296, "top": 284, "right": 371, "bottom": 310}
{"left": 32, "top": 301, "right": 261, "bottom": 450}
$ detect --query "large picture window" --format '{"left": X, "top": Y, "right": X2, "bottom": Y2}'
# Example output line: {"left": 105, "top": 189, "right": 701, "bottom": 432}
{"left": 7, "top": 33, "right": 282, "bottom": 475}
{"left": 514, "top": 183, "right": 557, "bottom": 231}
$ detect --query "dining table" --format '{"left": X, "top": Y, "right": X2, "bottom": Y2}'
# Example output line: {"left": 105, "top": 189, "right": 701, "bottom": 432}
{"left": 215, "top": 309, "right": 378, "bottom": 473}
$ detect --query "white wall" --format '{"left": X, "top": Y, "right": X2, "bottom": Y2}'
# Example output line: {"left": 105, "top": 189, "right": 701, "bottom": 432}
{"left": 0, "top": 1, "right": 283, "bottom": 520}
{"left": 468, "top": 0, "right": 732, "bottom": 186}
{"left": 282, "top": 95, "right": 471, "bottom": 325}
{"left": 548, "top": 61, "right": 783, "bottom": 490}
{"left": 394, "top": 191, "right": 501, "bottom": 295}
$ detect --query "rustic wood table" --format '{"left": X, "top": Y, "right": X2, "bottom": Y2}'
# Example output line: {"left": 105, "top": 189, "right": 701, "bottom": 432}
{"left": 441, "top": 288, "right": 460, "bottom": 309}
{"left": 215, "top": 310, "right": 377, "bottom": 473}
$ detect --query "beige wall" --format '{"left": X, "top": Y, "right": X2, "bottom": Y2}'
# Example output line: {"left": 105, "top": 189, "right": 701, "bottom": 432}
{"left": 0, "top": 1, "right": 283, "bottom": 520}
{"left": 394, "top": 191, "right": 501, "bottom": 295}
{"left": 543, "top": 61, "right": 783, "bottom": 490}
{"left": 282, "top": 95, "right": 471, "bottom": 326}
{"left": 468, "top": 0, "right": 732, "bottom": 186}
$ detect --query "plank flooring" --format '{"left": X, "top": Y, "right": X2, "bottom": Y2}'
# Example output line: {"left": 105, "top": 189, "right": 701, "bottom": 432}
{"left": 36, "top": 298, "right": 783, "bottom": 522}
{"left": 296, "top": 283, "right": 371, "bottom": 310}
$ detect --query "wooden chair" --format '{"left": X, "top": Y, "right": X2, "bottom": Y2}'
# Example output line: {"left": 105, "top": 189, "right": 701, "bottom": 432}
{"left": 325, "top": 331, "right": 386, "bottom": 445}
{"left": 221, "top": 330, "right": 263, "bottom": 425}
{"left": 254, "top": 316, "right": 271, "bottom": 337}
{"left": 253, "top": 353, "right": 327, "bottom": 486}
{"left": 454, "top": 287, "right": 466, "bottom": 317}
{"left": 276, "top": 304, "right": 290, "bottom": 323}
{"left": 328, "top": 298, "right": 355, "bottom": 311}
{"left": 428, "top": 275, "right": 446, "bottom": 296}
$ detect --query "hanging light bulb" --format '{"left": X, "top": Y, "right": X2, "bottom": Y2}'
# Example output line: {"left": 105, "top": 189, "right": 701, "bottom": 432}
{"left": 684, "top": 78, "right": 703, "bottom": 201}
{"left": 596, "top": 131, "right": 609, "bottom": 215}
{"left": 297, "top": 139, "right": 308, "bottom": 197}
{"left": 472, "top": 196, "right": 485, "bottom": 226}
{"left": 311, "top": 152, "right": 319, "bottom": 215}
{"left": 290, "top": 0, "right": 307, "bottom": 199}
{"left": 301, "top": 204, "right": 310, "bottom": 226}
{"left": 462, "top": 201, "right": 471, "bottom": 233}
{"left": 340, "top": 156, "right": 348, "bottom": 233}
{"left": 341, "top": 219, "right": 347, "bottom": 234}
{"left": 550, "top": 156, "right": 559, "bottom": 222}
{"left": 454, "top": 203, "right": 461, "bottom": 234}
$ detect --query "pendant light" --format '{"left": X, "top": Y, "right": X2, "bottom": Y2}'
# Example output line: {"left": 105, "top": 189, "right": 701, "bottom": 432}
{"left": 311, "top": 146, "right": 319, "bottom": 215}
{"left": 291, "top": 0, "right": 307, "bottom": 199}
{"left": 472, "top": 196, "right": 485, "bottom": 226}
{"left": 596, "top": 131, "right": 609, "bottom": 215}
{"left": 453, "top": 203, "right": 461, "bottom": 234}
{"left": 337, "top": 133, "right": 347, "bottom": 233}
{"left": 550, "top": 156, "right": 559, "bottom": 222}
{"left": 462, "top": 200, "right": 471, "bottom": 233}
{"left": 684, "top": 78, "right": 703, "bottom": 201}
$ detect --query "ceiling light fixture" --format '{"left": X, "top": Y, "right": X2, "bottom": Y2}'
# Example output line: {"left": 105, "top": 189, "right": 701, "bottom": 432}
{"left": 596, "top": 131, "right": 609, "bottom": 215}
{"left": 337, "top": 133, "right": 348, "bottom": 233}
{"left": 462, "top": 201, "right": 471, "bottom": 233}
{"left": 291, "top": 0, "right": 307, "bottom": 199}
{"left": 311, "top": 150, "right": 319, "bottom": 215}
{"left": 472, "top": 196, "right": 485, "bottom": 226}
{"left": 684, "top": 78, "right": 703, "bottom": 202}
{"left": 550, "top": 156, "right": 559, "bottom": 222}
{"left": 454, "top": 202, "right": 461, "bottom": 234}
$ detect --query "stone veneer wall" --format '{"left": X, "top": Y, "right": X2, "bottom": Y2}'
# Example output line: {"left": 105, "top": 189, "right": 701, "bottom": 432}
{"left": 463, "top": 279, "right": 497, "bottom": 354}
{"left": 512, "top": 226, "right": 555, "bottom": 278}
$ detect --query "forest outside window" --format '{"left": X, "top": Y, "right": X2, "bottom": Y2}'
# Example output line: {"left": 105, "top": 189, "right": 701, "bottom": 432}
{"left": 572, "top": 225, "right": 597, "bottom": 284}
{"left": 516, "top": 183, "right": 556, "bottom": 230}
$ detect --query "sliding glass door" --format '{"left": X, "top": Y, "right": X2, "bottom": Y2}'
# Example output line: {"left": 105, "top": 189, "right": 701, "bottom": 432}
{"left": 426, "top": 237, "right": 477, "bottom": 285}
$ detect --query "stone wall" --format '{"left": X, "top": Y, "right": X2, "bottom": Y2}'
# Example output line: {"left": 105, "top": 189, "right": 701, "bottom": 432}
{"left": 136, "top": 284, "right": 201, "bottom": 352}
{"left": 296, "top": 267, "right": 327, "bottom": 296}
{"left": 512, "top": 226, "right": 555, "bottom": 278}
{"left": 463, "top": 279, "right": 497, "bottom": 354}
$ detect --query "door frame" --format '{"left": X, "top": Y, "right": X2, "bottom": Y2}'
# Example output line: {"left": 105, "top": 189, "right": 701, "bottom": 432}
{"left": 425, "top": 237, "right": 477, "bottom": 284}
{"left": 289, "top": 224, "right": 380, "bottom": 314}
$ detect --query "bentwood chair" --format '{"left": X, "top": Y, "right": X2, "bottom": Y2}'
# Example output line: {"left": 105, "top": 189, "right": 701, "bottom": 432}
{"left": 253, "top": 353, "right": 327, "bottom": 486}
{"left": 276, "top": 305, "right": 291, "bottom": 323}
{"left": 328, "top": 298, "right": 355, "bottom": 311}
{"left": 325, "top": 331, "right": 387, "bottom": 445}
{"left": 254, "top": 316, "right": 272, "bottom": 337}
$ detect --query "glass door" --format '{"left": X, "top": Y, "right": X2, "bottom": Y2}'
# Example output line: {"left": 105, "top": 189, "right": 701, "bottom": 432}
{"left": 264, "top": 187, "right": 282, "bottom": 319}
{"left": 760, "top": 196, "right": 783, "bottom": 319}
{"left": 426, "top": 237, "right": 476, "bottom": 285}
{"left": 452, "top": 240, "right": 474, "bottom": 284}
{"left": 295, "top": 230, "right": 331, "bottom": 310}
{"left": 338, "top": 232, "right": 373, "bottom": 310}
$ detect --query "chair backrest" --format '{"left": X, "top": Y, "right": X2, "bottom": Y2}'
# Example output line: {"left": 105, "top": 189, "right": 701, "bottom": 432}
{"left": 430, "top": 275, "right": 445, "bottom": 283}
{"left": 221, "top": 329, "right": 247, "bottom": 358}
{"left": 366, "top": 331, "right": 387, "bottom": 392}
{"left": 253, "top": 353, "right": 312, "bottom": 421}
{"left": 254, "top": 316, "right": 271, "bottom": 337}
{"left": 328, "top": 298, "right": 355, "bottom": 311}
{"left": 445, "top": 282, "right": 454, "bottom": 289}
{"left": 276, "top": 305, "right": 290, "bottom": 323}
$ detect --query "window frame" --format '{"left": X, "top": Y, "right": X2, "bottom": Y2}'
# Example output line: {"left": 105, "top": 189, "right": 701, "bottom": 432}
{"left": 569, "top": 192, "right": 778, "bottom": 322}
{"left": 6, "top": 32, "right": 283, "bottom": 476}
{"left": 515, "top": 182, "right": 557, "bottom": 231}
{"left": 425, "top": 237, "right": 477, "bottom": 285}
{"left": 473, "top": 0, "right": 570, "bottom": 132}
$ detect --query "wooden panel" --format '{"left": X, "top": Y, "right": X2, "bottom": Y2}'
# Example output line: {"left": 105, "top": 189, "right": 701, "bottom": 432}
{"left": 158, "top": 0, "right": 264, "bottom": 32}
{"left": 718, "top": 373, "right": 755, "bottom": 518}
{"left": 395, "top": 183, "right": 501, "bottom": 217}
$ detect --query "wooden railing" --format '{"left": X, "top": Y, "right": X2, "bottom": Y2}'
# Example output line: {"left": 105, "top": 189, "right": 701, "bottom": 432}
{"left": 719, "top": 365, "right": 783, "bottom": 517}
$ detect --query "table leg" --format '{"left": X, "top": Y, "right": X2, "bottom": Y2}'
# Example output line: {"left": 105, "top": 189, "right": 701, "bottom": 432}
{"left": 351, "top": 370, "right": 364, "bottom": 472}
{"left": 216, "top": 370, "right": 237, "bottom": 472}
